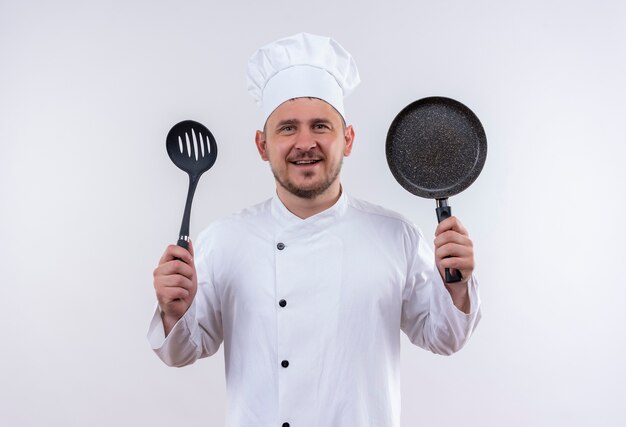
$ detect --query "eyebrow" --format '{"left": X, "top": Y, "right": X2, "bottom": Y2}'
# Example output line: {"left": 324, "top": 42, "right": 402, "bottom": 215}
{"left": 311, "top": 118, "right": 333, "bottom": 125}
{"left": 275, "top": 119, "right": 298, "bottom": 128}
{"left": 274, "top": 118, "right": 333, "bottom": 128}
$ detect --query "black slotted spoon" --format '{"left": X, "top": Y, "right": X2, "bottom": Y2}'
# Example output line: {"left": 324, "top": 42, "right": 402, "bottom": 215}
{"left": 166, "top": 120, "right": 218, "bottom": 250}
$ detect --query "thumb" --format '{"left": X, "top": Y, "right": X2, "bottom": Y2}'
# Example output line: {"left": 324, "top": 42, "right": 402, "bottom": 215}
{"left": 188, "top": 238, "right": 195, "bottom": 258}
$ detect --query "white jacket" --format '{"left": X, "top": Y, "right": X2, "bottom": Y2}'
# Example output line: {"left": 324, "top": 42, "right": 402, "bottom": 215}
{"left": 148, "top": 192, "right": 481, "bottom": 427}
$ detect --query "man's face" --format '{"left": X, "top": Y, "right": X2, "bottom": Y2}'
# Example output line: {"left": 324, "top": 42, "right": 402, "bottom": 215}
{"left": 255, "top": 97, "right": 354, "bottom": 199}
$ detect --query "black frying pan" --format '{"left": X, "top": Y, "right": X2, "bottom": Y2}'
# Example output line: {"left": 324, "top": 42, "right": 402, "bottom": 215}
{"left": 386, "top": 96, "right": 487, "bottom": 283}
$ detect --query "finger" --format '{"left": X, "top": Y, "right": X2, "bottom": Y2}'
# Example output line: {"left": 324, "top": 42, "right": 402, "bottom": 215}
{"left": 154, "top": 258, "right": 195, "bottom": 281}
{"left": 188, "top": 239, "right": 195, "bottom": 257}
{"left": 158, "top": 244, "right": 194, "bottom": 266}
{"left": 157, "top": 286, "right": 191, "bottom": 305}
{"left": 436, "top": 247, "right": 474, "bottom": 274}
{"left": 435, "top": 242, "right": 474, "bottom": 260}
{"left": 437, "top": 255, "right": 474, "bottom": 272}
{"left": 155, "top": 273, "right": 194, "bottom": 292}
{"left": 153, "top": 259, "right": 192, "bottom": 283}
{"left": 435, "top": 216, "right": 468, "bottom": 237}
{"left": 434, "top": 230, "right": 473, "bottom": 250}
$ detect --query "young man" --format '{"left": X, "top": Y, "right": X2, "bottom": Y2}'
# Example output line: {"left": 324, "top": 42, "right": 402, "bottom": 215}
{"left": 149, "top": 33, "right": 481, "bottom": 427}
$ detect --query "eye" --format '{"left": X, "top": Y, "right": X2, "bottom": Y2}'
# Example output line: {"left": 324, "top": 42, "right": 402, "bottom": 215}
{"left": 279, "top": 125, "right": 295, "bottom": 133}
{"left": 313, "top": 123, "right": 330, "bottom": 130}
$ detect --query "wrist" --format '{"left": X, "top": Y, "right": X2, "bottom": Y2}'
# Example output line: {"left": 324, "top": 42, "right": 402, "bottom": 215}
{"left": 161, "top": 311, "right": 182, "bottom": 337}
{"left": 444, "top": 282, "right": 470, "bottom": 314}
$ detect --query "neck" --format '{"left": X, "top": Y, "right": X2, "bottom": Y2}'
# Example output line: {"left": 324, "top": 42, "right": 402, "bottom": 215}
{"left": 276, "top": 181, "right": 342, "bottom": 219}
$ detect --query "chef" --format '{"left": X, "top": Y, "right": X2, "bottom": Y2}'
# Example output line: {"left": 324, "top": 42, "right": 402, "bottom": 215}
{"left": 149, "top": 33, "right": 481, "bottom": 427}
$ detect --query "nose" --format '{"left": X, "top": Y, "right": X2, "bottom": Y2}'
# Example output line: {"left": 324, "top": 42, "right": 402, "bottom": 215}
{"left": 293, "top": 128, "right": 317, "bottom": 151}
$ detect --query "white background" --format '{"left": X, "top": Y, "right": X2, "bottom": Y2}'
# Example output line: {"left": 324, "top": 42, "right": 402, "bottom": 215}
{"left": 1, "top": 0, "right": 625, "bottom": 426}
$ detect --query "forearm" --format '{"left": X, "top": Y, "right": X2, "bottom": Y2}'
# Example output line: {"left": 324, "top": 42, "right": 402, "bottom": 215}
{"left": 402, "top": 270, "right": 481, "bottom": 355}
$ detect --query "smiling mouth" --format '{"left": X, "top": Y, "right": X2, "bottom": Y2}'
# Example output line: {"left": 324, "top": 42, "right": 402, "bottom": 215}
{"left": 290, "top": 159, "right": 321, "bottom": 165}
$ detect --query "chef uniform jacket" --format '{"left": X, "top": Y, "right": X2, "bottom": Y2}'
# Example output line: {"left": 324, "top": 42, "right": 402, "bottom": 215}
{"left": 148, "top": 191, "right": 481, "bottom": 427}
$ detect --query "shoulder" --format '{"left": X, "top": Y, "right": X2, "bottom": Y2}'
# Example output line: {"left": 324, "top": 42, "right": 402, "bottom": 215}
{"left": 346, "top": 195, "right": 418, "bottom": 229}
{"left": 195, "top": 198, "right": 273, "bottom": 248}
{"left": 343, "top": 195, "right": 426, "bottom": 244}
{"left": 340, "top": 195, "right": 430, "bottom": 265}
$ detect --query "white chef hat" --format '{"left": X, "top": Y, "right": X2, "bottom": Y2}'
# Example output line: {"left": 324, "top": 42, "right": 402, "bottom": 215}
{"left": 246, "top": 32, "right": 360, "bottom": 124}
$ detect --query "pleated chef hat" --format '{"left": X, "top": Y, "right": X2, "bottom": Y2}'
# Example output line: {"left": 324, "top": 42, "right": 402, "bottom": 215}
{"left": 247, "top": 32, "right": 360, "bottom": 124}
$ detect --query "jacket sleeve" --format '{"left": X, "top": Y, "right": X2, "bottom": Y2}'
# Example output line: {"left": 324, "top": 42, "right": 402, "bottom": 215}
{"left": 147, "top": 232, "right": 224, "bottom": 367}
{"left": 400, "top": 226, "right": 481, "bottom": 355}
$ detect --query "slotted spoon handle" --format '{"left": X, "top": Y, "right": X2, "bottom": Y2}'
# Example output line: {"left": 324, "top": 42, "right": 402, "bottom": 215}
{"left": 177, "top": 175, "right": 200, "bottom": 250}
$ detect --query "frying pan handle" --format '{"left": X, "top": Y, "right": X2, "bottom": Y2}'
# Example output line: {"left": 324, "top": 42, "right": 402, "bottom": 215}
{"left": 435, "top": 204, "right": 452, "bottom": 223}
{"left": 435, "top": 202, "right": 463, "bottom": 283}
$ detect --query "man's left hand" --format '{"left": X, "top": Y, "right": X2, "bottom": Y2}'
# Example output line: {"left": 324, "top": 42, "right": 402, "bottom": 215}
{"left": 434, "top": 216, "right": 475, "bottom": 286}
{"left": 434, "top": 216, "right": 474, "bottom": 313}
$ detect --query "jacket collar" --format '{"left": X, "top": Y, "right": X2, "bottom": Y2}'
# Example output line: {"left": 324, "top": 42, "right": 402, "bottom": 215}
{"left": 270, "top": 188, "right": 348, "bottom": 234}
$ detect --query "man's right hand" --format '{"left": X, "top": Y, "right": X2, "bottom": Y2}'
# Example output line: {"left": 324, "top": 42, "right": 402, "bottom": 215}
{"left": 153, "top": 241, "right": 198, "bottom": 337}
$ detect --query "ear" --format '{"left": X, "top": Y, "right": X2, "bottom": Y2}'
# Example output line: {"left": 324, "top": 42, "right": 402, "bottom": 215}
{"left": 343, "top": 125, "right": 355, "bottom": 157}
{"left": 255, "top": 130, "right": 269, "bottom": 161}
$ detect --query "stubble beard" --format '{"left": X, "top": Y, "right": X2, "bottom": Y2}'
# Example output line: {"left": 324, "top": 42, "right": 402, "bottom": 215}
{"left": 271, "top": 158, "right": 343, "bottom": 200}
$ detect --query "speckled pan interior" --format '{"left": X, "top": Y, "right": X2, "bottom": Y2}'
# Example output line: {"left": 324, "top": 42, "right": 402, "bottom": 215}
{"left": 386, "top": 96, "right": 487, "bottom": 199}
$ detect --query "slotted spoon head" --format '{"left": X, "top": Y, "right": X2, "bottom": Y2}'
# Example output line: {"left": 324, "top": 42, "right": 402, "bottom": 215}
{"left": 166, "top": 120, "right": 217, "bottom": 178}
